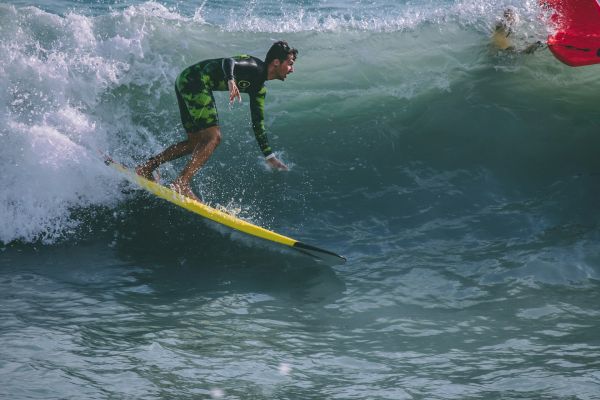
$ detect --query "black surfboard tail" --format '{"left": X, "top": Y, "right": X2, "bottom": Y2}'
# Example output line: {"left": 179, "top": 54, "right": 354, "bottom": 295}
{"left": 293, "top": 241, "right": 347, "bottom": 266}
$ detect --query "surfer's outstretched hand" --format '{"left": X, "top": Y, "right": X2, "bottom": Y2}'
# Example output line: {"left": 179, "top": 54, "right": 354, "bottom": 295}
{"left": 267, "top": 156, "right": 288, "bottom": 171}
{"left": 228, "top": 80, "right": 242, "bottom": 104}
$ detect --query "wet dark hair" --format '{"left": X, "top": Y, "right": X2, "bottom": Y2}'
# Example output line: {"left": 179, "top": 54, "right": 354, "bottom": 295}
{"left": 265, "top": 41, "right": 298, "bottom": 65}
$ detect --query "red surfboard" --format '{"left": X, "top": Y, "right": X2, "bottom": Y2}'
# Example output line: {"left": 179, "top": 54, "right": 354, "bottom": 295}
{"left": 542, "top": 0, "right": 600, "bottom": 66}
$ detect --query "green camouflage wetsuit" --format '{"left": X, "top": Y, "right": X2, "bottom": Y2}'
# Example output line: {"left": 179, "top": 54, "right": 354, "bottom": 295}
{"left": 175, "top": 55, "right": 272, "bottom": 157}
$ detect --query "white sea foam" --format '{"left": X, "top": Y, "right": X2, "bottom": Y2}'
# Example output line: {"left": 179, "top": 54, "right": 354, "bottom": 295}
{"left": 0, "top": 5, "right": 142, "bottom": 244}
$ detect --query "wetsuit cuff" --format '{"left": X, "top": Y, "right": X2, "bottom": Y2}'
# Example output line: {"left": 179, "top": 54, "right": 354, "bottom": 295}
{"left": 265, "top": 153, "right": 276, "bottom": 160}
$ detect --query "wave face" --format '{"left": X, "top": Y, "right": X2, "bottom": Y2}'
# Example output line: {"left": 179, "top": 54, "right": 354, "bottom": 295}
{"left": 2, "top": 0, "right": 598, "bottom": 245}
{"left": 1, "top": 2, "right": 600, "bottom": 399}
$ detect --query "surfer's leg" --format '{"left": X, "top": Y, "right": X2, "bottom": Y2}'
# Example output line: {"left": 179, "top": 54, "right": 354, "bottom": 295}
{"left": 137, "top": 79, "right": 218, "bottom": 182}
{"left": 136, "top": 163, "right": 158, "bottom": 181}
{"left": 136, "top": 140, "right": 195, "bottom": 181}
{"left": 170, "top": 126, "right": 221, "bottom": 201}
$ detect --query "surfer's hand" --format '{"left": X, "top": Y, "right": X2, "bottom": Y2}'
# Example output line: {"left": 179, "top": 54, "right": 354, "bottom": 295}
{"left": 523, "top": 41, "right": 543, "bottom": 54}
{"left": 267, "top": 156, "right": 288, "bottom": 171}
{"left": 228, "top": 80, "right": 241, "bottom": 104}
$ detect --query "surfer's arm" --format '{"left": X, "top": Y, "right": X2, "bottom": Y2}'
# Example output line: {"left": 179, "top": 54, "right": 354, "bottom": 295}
{"left": 249, "top": 88, "right": 288, "bottom": 170}
{"left": 222, "top": 58, "right": 242, "bottom": 103}
{"left": 523, "top": 40, "right": 545, "bottom": 54}
{"left": 249, "top": 87, "right": 271, "bottom": 157}
{"left": 222, "top": 58, "right": 235, "bottom": 80}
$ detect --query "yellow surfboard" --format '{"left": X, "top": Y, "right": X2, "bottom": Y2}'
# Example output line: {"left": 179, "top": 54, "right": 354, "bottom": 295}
{"left": 106, "top": 158, "right": 346, "bottom": 265}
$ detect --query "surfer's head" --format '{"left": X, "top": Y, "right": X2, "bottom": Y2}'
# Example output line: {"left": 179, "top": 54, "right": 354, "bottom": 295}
{"left": 494, "top": 6, "right": 520, "bottom": 38}
{"left": 501, "top": 7, "right": 520, "bottom": 29}
{"left": 265, "top": 41, "right": 298, "bottom": 81}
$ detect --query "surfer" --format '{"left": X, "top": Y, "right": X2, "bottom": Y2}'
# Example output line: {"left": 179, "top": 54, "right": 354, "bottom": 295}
{"left": 492, "top": 7, "right": 519, "bottom": 51}
{"left": 492, "top": 7, "right": 544, "bottom": 54}
{"left": 136, "top": 41, "right": 297, "bottom": 201}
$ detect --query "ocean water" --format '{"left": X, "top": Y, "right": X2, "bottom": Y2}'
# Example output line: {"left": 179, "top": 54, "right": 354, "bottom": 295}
{"left": 1, "top": 0, "right": 600, "bottom": 398}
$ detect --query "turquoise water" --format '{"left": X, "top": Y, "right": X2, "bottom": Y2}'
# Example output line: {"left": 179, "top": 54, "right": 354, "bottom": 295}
{"left": 1, "top": 1, "right": 600, "bottom": 399}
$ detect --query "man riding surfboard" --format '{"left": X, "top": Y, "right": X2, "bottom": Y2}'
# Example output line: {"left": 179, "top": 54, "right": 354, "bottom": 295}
{"left": 136, "top": 41, "right": 298, "bottom": 201}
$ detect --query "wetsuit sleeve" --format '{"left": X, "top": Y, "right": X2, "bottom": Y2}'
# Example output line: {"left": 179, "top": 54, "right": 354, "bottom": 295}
{"left": 249, "top": 87, "right": 272, "bottom": 157}
{"left": 222, "top": 58, "right": 235, "bottom": 81}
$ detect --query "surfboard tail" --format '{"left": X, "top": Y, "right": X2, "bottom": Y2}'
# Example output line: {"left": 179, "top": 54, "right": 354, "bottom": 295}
{"left": 293, "top": 242, "right": 347, "bottom": 266}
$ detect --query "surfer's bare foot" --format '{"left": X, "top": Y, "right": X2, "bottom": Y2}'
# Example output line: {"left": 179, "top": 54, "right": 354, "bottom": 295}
{"left": 136, "top": 164, "right": 157, "bottom": 182}
{"left": 170, "top": 181, "right": 202, "bottom": 203}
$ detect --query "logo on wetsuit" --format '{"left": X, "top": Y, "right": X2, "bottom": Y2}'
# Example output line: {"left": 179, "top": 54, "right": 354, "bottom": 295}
{"left": 238, "top": 80, "right": 251, "bottom": 89}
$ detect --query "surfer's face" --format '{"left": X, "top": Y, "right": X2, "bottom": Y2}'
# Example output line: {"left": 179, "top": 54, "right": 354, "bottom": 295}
{"left": 274, "top": 54, "right": 295, "bottom": 81}
{"left": 502, "top": 9, "right": 518, "bottom": 27}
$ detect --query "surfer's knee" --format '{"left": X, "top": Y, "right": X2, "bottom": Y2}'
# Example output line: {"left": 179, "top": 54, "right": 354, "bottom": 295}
{"left": 189, "top": 126, "right": 221, "bottom": 147}
{"left": 202, "top": 126, "right": 221, "bottom": 147}
{"left": 209, "top": 127, "right": 221, "bottom": 145}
